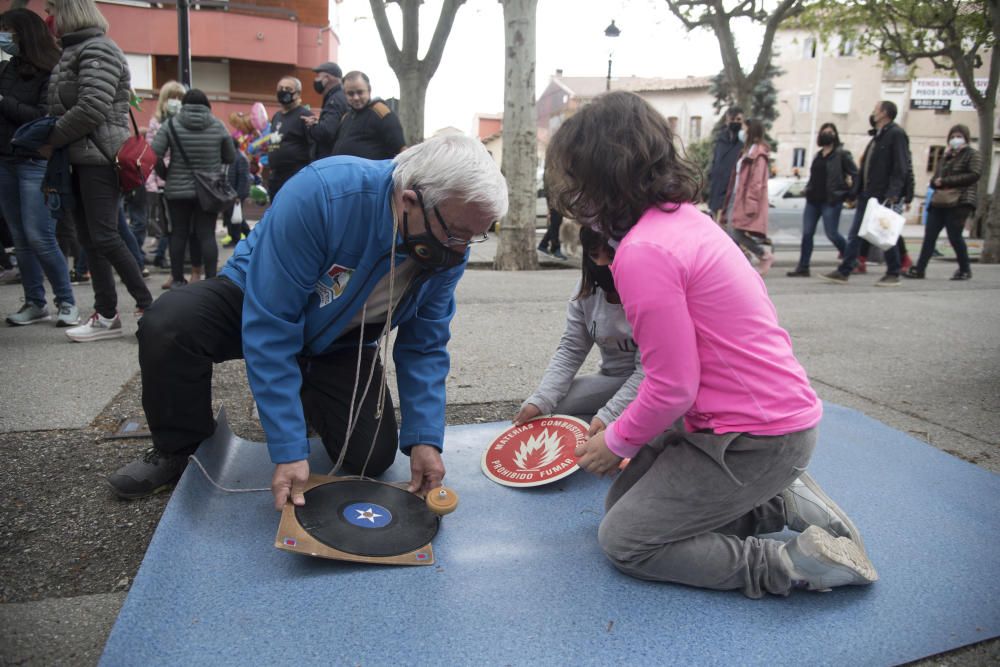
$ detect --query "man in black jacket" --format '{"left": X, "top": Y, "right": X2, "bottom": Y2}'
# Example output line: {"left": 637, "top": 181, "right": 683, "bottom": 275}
{"left": 822, "top": 100, "right": 910, "bottom": 287}
{"left": 331, "top": 71, "right": 406, "bottom": 161}
{"left": 707, "top": 106, "right": 744, "bottom": 219}
{"left": 304, "top": 61, "right": 349, "bottom": 160}
{"left": 266, "top": 76, "right": 314, "bottom": 198}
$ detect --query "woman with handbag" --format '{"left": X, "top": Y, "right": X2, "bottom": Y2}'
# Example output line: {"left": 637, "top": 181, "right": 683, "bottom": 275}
{"left": 787, "top": 123, "right": 857, "bottom": 277}
{"left": 0, "top": 8, "right": 79, "bottom": 327}
{"left": 39, "top": 0, "right": 152, "bottom": 342}
{"left": 151, "top": 88, "right": 235, "bottom": 287}
{"left": 905, "top": 124, "right": 981, "bottom": 281}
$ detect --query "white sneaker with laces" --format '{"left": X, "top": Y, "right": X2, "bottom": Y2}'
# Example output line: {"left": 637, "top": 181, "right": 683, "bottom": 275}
{"left": 6, "top": 302, "right": 50, "bottom": 326}
{"left": 781, "top": 525, "right": 878, "bottom": 592}
{"left": 66, "top": 312, "right": 123, "bottom": 342}
{"left": 782, "top": 471, "right": 865, "bottom": 551}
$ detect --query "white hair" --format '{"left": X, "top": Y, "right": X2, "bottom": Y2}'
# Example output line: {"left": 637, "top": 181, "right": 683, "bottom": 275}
{"left": 392, "top": 135, "right": 508, "bottom": 223}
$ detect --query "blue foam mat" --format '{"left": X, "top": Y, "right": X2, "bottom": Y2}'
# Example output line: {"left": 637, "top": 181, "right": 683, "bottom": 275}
{"left": 100, "top": 403, "right": 1000, "bottom": 666}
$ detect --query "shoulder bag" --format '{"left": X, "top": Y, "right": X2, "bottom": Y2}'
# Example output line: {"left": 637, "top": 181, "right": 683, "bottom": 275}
{"left": 166, "top": 120, "right": 236, "bottom": 213}
{"left": 92, "top": 108, "right": 157, "bottom": 192}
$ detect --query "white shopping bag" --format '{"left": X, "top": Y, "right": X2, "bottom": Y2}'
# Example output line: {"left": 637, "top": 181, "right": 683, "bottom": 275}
{"left": 230, "top": 200, "right": 243, "bottom": 225}
{"left": 858, "top": 199, "right": 905, "bottom": 250}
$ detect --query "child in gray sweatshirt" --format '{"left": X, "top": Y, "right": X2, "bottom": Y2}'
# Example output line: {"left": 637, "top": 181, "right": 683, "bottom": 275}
{"left": 513, "top": 227, "right": 643, "bottom": 435}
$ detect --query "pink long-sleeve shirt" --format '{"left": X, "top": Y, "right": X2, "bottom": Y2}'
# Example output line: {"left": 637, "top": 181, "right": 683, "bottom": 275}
{"left": 603, "top": 203, "right": 822, "bottom": 459}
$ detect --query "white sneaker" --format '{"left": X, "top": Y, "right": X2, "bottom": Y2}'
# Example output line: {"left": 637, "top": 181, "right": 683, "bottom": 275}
{"left": 66, "top": 312, "right": 123, "bottom": 342}
{"left": 782, "top": 471, "right": 865, "bottom": 551}
{"left": 781, "top": 525, "right": 878, "bottom": 592}
{"left": 55, "top": 302, "right": 80, "bottom": 327}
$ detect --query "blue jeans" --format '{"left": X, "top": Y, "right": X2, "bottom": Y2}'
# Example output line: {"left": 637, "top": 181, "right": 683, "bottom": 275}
{"left": 118, "top": 201, "right": 144, "bottom": 269}
{"left": 0, "top": 159, "right": 75, "bottom": 307}
{"left": 796, "top": 201, "right": 846, "bottom": 270}
{"left": 836, "top": 195, "right": 901, "bottom": 277}
{"left": 124, "top": 187, "right": 148, "bottom": 256}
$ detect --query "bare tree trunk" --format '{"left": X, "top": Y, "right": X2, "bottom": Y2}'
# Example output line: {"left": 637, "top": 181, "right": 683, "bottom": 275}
{"left": 396, "top": 67, "right": 427, "bottom": 146}
{"left": 982, "top": 168, "right": 1000, "bottom": 263}
{"left": 494, "top": 0, "right": 538, "bottom": 271}
{"left": 369, "top": 0, "right": 465, "bottom": 144}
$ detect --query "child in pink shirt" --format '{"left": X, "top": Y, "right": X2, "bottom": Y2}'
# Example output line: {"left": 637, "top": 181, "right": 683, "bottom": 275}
{"left": 544, "top": 91, "right": 877, "bottom": 598}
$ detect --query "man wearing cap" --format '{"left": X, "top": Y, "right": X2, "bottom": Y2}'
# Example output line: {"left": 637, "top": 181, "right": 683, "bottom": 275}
{"left": 332, "top": 71, "right": 407, "bottom": 161}
{"left": 305, "top": 62, "right": 350, "bottom": 160}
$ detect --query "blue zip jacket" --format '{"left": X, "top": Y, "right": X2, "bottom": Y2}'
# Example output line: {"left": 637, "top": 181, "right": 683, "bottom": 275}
{"left": 220, "top": 156, "right": 465, "bottom": 463}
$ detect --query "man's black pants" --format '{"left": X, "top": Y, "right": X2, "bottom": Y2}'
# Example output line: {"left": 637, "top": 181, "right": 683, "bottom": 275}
{"left": 137, "top": 277, "right": 398, "bottom": 474}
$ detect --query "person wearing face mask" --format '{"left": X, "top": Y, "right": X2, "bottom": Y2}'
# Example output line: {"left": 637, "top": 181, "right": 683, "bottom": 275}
{"left": 144, "top": 81, "right": 197, "bottom": 288}
{"left": 0, "top": 8, "right": 80, "bottom": 327}
{"left": 303, "top": 61, "right": 349, "bottom": 160}
{"left": 331, "top": 71, "right": 407, "bottom": 160}
{"left": 822, "top": 100, "right": 911, "bottom": 287}
{"left": 787, "top": 123, "right": 857, "bottom": 277}
{"left": 707, "top": 106, "right": 745, "bottom": 220}
{"left": 109, "top": 135, "right": 507, "bottom": 510}
{"left": 266, "top": 76, "right": 314, "bottom": 198}
{"left": 905, "top": 124, "right": 981, "bottom": 281}
{"left": 514, "top": 226, "right": 643, "bottom": 436}
{"left": 722, "top": 118, "right": 774, "bottom": 274}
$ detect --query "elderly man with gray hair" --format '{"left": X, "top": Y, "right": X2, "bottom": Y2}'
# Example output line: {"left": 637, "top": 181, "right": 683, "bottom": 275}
{"left": 110, "top": 135, "right": 509, "bottom": 508}
{"left": 267, "top": 75, "right": 315, "bottom": 197}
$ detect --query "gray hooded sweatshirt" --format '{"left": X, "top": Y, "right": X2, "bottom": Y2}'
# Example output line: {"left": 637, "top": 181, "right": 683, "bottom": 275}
{"left": 525, "top": 280, "right": 643, "bottom": 426}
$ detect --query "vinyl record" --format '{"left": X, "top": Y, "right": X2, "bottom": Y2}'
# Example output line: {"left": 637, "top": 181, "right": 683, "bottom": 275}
{"left": 294, "top": 480, "right": 439, "bottom": 557}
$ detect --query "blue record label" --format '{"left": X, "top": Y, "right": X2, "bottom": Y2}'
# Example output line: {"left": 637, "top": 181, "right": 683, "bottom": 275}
{"left": 343, "top": 502, "right": 393, "bottom": 528}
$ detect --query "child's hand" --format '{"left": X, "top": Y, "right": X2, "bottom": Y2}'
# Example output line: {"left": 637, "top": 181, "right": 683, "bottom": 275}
{"left": 512, "top": 403, "right": 541, "bottom": 425}
{"left": 588, "top": 416, "right": 606, "bottom": 436}
{"left": 574, "top": 430, "right": 622, "bottom": 477}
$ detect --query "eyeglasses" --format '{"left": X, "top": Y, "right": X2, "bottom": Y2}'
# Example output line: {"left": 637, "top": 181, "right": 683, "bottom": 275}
{"left": 414, "top": 189, "right": 489, "bottom": 247}
{"left": 345, "top": 90, "right": 369, "bottom": 98}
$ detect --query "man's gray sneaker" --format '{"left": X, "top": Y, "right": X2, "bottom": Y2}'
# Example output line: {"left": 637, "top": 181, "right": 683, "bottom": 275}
{"left": 108, "top": 447, "right": 189, "bottom": 499}
{"left": 782, "top": 471, "right": 865, "bottom": 552}
{"left": 66, "top": 312, "right": 123, "bottom": 342}
{"left": 55, "top": 302, "right": 80, "bottom": 327}
{"left": 820, "top": 271, "right": 848, "bottom": 284}
{"left": 6, "top": 302, "right": 51, "bottom": 326}
{"left": 875, "top": 274, "right": 901, "bottom": 287}
{"left": 0, "top": 268, "right": 21, "bottom": 284}
{"left": 781, "top": 525, "right": 878, "bottom": 592}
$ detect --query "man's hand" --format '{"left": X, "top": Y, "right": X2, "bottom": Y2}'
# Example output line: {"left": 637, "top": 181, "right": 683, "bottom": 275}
{"left": 38, "top": 144, "right": 54, "bottom": 159}
{"left": 512, "top": 403, "right": 541, "bottom": 426}
{"left": 303, "top": 115, "right": 318, "bottom": 127}
{"left": 271, "top": 460, "right": 310, "bottom": 511}
{"left": 407, "top": 445, "right": 445, "bottom": 495}
{"left": 574, "top": 430, "right": 622, "bottom": 477}
{"left": 588, "top": 416, "right": 606, "bottom": 437}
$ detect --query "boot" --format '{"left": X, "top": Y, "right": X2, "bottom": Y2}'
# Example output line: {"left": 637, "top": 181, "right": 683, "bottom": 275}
{"left": 190, "top": 266, "right": 203, "bottom": 282}
{"left": 852, "top": 256, "right": 867, "bottom": 274}
{"left": 782, "top": 472, "right": 865, "bottom": 551}
{"left": 780, "top": 526, "right": 878, "bottom": 592}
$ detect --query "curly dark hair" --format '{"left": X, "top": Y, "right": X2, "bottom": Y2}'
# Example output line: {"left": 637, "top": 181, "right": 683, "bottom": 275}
{"left": 544, "top": 91, "right": 702, "bottom": 242}
{"left": 576, "top": 224, "right": 612, "bottom": 300}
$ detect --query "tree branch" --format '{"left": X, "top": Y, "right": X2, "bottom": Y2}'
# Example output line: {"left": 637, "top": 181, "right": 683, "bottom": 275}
{"left": 369, "top": 0, "right": 402, "bottom": 70}
{"left": 420, "top": 0, "right": 466, "bottom": 78}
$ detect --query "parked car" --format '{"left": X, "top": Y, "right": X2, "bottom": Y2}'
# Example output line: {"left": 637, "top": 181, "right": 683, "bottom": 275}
{"left": 768, "top": 178, "right": 808, "bottom": 210}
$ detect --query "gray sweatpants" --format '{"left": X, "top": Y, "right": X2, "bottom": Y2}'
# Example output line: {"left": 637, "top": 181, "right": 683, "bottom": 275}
{"left": 552, "top": 373, "right": 628, "bottom": 422}
{"left": 598, "top": 427, "right": 817, "bottom": 598}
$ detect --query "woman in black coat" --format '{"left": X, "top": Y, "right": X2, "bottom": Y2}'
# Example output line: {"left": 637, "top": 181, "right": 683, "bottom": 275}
{"left": 0, "top": 8, "right": 79, "bottom": 327}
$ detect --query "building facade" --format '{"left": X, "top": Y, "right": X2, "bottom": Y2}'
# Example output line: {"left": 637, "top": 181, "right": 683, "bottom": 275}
{"left": 770, "top": 29, "right": 996, "bottom": 197}
{"left": 18, "top": 0, "right": 340, "bottom": 130}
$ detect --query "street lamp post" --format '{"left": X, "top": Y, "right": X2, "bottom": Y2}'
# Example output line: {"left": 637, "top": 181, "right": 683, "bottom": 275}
{"left": 604, "top": 20, "right": 620, "bottom": 92}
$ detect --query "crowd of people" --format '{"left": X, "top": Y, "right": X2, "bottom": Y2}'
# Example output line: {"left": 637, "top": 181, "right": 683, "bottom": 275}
{"left": 5, "top": 0, "right": 986, "bottom": 603}
{"left": 704, "top": 102, "right": 981, "bottom": 283}
{"left": 0, "top": 0, "right": 409, "bottom": 336}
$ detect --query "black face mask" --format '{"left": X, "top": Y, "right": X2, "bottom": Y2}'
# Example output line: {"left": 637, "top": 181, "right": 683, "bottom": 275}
{"left": 729, "top": 121, "right": 742, "bottom": 134}
{"left": 818, "top": 133, "right": 835, "bottom": 146}
{"left": 277, "top": 90, "right": 295, "bottom": 105}
{"left": 312, "top": 79, "right": 326, "bottom": 94}
{"left": 585, "top": 254, "right": 617, "bottom": 296}
{"left": 402, "top": 212, "right": 464, "bottom": 269}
